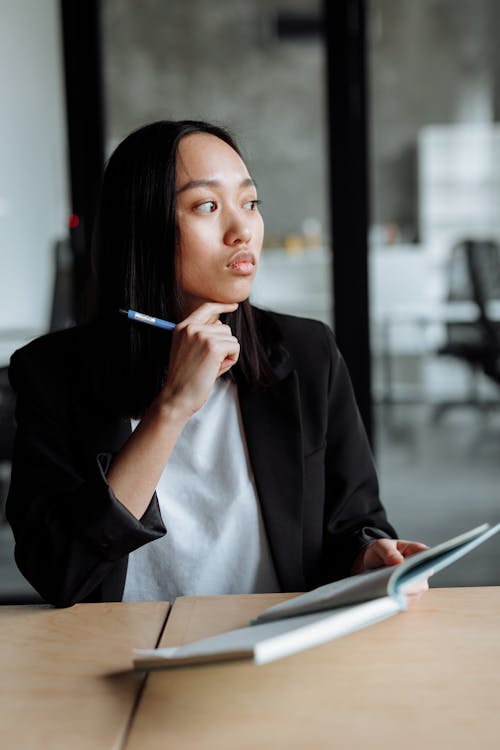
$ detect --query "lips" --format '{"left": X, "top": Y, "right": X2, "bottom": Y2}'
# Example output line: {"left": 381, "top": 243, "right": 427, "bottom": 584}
{"left": 226, "top": 251, "right": 257, "bottom": 279}
{"left": 226, "top": 250, "right": 257, "bottom": 269}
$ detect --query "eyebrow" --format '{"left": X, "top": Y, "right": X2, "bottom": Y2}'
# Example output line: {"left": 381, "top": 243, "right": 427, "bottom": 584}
{"left": 176, "top": 177, "right": 257, "bottom": 195}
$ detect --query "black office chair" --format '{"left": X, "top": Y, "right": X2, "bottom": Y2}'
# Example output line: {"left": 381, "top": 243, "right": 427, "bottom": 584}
{"left": 435, "top": 239, "right": 500, "bottom": 419}
{"left": 0, "top": 366, "right": 16, "bottom": 522}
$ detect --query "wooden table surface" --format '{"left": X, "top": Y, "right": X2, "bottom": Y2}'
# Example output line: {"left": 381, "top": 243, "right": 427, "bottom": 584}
{"left": 126, "top": 588, "right": 500, "bottom": 750}
{"left": 3, "top": 590, "right": 500, "bottom": 750}
{"left": 0, "top": 601, "right": 168, "bottom": 750}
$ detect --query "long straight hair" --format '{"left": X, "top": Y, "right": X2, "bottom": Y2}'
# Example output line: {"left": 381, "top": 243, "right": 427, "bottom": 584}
{"left": 90, "top": 120, "right": 274, "bottom": 417}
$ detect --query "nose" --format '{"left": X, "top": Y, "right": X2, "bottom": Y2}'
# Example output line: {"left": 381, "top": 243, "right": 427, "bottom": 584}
{"left": 223, "top": 217, "right": 252, "bottom": 246}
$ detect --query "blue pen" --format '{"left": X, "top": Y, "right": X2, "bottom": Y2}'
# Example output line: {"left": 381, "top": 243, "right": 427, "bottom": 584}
{"left": 119, "top": 309, "right": 176, "bottom": 330}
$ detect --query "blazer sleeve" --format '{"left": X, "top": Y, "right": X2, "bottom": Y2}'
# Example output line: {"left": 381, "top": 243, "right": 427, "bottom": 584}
{"left": 6, "top": 345, "right": 166, "bottom": 607}
{"left": 321, "top": 324, "right": 397, "bottom": 580}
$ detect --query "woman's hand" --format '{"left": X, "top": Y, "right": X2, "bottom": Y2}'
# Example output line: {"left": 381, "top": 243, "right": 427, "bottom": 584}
{"left": 107, "top": 301, "right": 240, "bottom": 518}
{"left": 351, "top": 538, "right": 430, "bottom": 604}
{"left": 157, "top": 301, "right": 240, "bottom": 419}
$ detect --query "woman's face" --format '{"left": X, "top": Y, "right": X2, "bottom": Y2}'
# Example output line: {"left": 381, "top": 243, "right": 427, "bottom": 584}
{"left": 175, "top": 132, "right": 264, "bottom": 317}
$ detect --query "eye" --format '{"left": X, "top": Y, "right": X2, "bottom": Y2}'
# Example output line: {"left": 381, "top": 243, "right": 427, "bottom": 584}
{"left": 196, "top": 200, "right": 217, "bottom": 214}
{"left": 243, "top": 199, "right": 261, "bottom": 211}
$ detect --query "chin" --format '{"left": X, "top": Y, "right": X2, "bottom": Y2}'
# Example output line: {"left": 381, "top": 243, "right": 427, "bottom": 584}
{"left": 213, "top": 296, "right": 249, "bottom": 307}
{"left": 214, "top": 286, "right": 254, "bottom": 305}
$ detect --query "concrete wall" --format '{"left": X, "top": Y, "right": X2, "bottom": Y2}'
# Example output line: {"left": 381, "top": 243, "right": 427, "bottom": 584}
{"left": 101, "top": 0, "right": 327, "bottom": 245}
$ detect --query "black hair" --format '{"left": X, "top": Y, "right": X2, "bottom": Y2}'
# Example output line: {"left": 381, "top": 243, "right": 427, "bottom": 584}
{"left": 90, "top": 120, "right": 274, "bottom": 417}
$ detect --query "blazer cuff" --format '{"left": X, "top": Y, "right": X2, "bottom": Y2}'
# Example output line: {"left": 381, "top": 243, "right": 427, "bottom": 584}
{"left": 65, "top": 452, "right": 166, "bottom": 560}
{"left": 338, "top": 526, "right": 395, "bottom": 579}
{"left": 356, "top": 525, "right": 394, "bottom": 547}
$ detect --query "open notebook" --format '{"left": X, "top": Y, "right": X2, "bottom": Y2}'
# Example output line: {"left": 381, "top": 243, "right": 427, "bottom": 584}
{"left": 134, "top": 521, "right": 500, "bottom": 669}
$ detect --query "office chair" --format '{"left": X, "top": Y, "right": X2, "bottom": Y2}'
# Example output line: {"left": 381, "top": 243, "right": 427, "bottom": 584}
{"left": 435, "top": 239, "right": 500, "bottom": 419}
{"left": 0, "top": 366, "right": 16, "bottom": 522}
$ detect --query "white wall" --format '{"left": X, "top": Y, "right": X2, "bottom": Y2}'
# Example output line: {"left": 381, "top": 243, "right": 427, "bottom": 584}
{"left": 0, "top": 0, "right": 69, "bottom": 360}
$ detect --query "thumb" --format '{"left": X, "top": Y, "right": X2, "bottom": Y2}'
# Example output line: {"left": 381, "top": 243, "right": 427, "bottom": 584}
{"left": 378, "top": 540, "right": 405, "bottom": 566}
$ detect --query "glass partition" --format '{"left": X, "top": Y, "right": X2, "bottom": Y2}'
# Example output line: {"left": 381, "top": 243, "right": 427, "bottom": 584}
{"left": 368, "top": 0, "right": 500, "bottom": 584}
{"left": 101, "top": 0, "right": 332, "bottom": 324}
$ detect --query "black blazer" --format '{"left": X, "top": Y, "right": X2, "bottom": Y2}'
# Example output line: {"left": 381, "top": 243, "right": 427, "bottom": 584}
{"left": 6, "top": 309, "right": 395, "bottom": 607}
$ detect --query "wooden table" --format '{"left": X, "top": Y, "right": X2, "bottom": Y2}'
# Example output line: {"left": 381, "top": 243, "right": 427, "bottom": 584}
{"left": 2, "top": 590, "right": 500, "bottom": 749}
{"left": 0, "top": 601, "right": 168, "bottom": 750}
{"left": 126, "top": 588, "right": 500, "bottom": 750}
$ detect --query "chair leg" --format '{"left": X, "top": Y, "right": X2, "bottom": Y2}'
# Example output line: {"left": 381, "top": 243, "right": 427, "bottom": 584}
{"left": 0, "top": 461, "right": 11, "bottom": 524}
{"left": 432, "top": 362, "right": 484, "bottom": 422}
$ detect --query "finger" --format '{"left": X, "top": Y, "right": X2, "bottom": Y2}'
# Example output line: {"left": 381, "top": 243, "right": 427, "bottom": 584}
{"left": 396, "top": 540, "right": 429, "bottom": 558}
{"left": 174, "top": 323, "right": 238, "bottom": 355}
{"left": 402, "top": 577, "right": 429, "bottom": 596}
{"left": 373, "top": 539, "right": 405, "bottom": 567}
{"left": 182, "top": 323, "right": 237, "bottom": 340}
{"left": 401, "top": 574, "right": 429, "bottom": 606}
{"left": 218, "top": 356, "right": 239, "bottom": 378}
{"left": 207, "top": 323, "right": 235, "bottom": 338}
{"left": 217, "top": 344, "right": 240, "bottom": 376}
{"left": 404, "top": 589, "right": 428, "bottom": 606}
{"left": 359, "top": 540, "right": 403, "bottom": 571}
{"left": 183, "top": 302, "right": 238, "bottom": 326}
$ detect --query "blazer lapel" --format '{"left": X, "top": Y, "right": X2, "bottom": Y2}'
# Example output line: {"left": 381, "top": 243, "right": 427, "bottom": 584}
{"left": 239, "top": 370, "right": 306, "bottom": 592}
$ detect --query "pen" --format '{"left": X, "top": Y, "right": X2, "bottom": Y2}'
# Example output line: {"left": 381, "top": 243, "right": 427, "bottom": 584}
{"left": 119, "top": 309, "right": 176, "bottom": 330}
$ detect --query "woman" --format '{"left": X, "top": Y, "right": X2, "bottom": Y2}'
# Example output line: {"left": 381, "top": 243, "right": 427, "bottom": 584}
{"left": 7, "top": 120, "right": 426, "bottom": 607}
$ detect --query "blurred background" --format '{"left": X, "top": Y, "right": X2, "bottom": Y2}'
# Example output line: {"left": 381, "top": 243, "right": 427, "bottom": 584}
{"left": 1, "top": 0, "right": 499, "bottom": 602}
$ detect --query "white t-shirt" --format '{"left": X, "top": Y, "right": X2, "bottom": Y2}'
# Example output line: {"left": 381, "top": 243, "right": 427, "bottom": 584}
{"left": 122, "top": 378, "right": 280, "bottom": 601}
